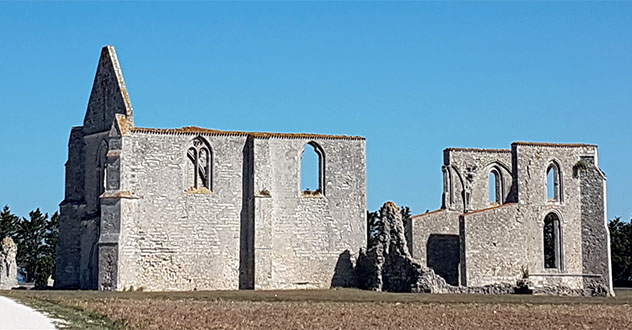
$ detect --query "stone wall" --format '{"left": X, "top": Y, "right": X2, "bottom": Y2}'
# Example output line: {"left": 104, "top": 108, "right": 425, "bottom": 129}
{"left": 443, "top": 148, "right": 513, "bottom": 212}
{"left": 116, "top": 131, "right": 247, "bottom": 291}
{"left": 0, "top": 237, "right": 18, "bottom": 289}
{"left": 253, "top": 137, "right": 366, "bottom": 289}
{"left": 408, "top": 209, "right": 460, "bottom": 285}
{"left": 579, "top": 155, "right": 614, "bottom": 294}
{"left": 410, "top": 142, "right": 613, "bottom": 294}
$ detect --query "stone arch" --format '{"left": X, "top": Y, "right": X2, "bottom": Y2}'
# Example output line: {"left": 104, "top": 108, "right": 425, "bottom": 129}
{"left": 488, "top": 166, "right": 503, "bottom": 204}
{"left": 300, "top": 141, "right": 325, "bottom": 195}
{"left": 543, "top": 211, "right": 564, "bottom": 270}
{"left": 546, "top": 160, "right": 563, "bottom": 202}
{"left": 450, "top": 165, "right": 466, "bottom": 212}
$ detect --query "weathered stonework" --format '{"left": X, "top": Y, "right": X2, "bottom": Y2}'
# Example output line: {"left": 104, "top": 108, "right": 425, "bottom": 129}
{"left": 55, "top": 46, "right": 367, "bottom": 291}
{"left": 408, "top": 143, "right": 614, "bottom": 296}
{"left": 355, "top": 202, "right": 452, "bottom": 293}
{"left": 0, "top": 237, "right": 18, "bottom": 289}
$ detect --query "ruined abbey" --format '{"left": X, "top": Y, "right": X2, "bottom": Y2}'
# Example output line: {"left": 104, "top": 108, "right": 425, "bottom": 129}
{"left": 407, "top": 144, "right": 614, "bottom": 295}
{"left": 55, "top": 46, "right": 613, "bottom": 295}
{"left": 55, "top": 46, "right": 366, "bottom": 291}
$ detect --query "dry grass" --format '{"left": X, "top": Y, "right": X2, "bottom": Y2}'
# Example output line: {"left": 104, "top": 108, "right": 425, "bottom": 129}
{"left": 2, "top": 289, "right": 632, "bottom": 329}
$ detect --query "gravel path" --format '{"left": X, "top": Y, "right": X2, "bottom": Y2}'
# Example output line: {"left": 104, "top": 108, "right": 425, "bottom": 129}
{"left": 0, "top": 296, "right": 55, "bottom": 330}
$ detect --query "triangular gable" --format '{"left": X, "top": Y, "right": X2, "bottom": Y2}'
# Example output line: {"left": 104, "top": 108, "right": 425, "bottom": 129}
{"left": 83, "top": 45, "right": 134, "bottom": 135}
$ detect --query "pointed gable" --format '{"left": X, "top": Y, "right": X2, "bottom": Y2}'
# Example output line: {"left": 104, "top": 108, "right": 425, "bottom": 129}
{"left": 83, "top": 45, "right": 134, "bottom": 135}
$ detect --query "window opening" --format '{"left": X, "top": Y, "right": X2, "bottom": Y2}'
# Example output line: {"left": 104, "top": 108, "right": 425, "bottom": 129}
{"left": 544, "top": 212, "right": 562, "bottom": 269}
{"left": 546, "top": 163, "right": 561, "bottom": 202}
{"left": 301, "top": 142, "right": 324, "bottom": 196}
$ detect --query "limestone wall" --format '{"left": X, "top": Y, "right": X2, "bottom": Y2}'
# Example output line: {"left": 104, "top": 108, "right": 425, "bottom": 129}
{"left": 408, "top": 209, "right": 460, "bottom": 285}
{"left": 443, "top": 148, "right": 513, "bottom": 212}
{"left": 116, "top": 131, "right": 247, "bottom": 291}
{"left": 253, "top": 137, "right": 367, "bottom": 289}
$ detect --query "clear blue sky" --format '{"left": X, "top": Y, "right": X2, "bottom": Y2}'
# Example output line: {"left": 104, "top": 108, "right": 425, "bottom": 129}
{"left": 0, "top": 2, "right": 630, "bottom": 220}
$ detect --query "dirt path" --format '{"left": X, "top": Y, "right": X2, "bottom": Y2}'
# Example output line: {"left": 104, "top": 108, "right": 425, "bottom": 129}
{"left": 0, "top": 296, "right": 56, "bottom": 330}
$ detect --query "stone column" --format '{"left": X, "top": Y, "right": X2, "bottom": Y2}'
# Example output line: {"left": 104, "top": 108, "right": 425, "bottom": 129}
{"left": 0, "top": 237, "right": 18, "bottom": 289}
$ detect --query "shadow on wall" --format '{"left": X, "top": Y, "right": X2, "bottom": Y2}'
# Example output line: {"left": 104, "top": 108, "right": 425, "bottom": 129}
{"left": 427, "top": 234, "right": 460, "bottom": 286}
{"left": 330, "top": 250, "right": 357, "bottom": 288}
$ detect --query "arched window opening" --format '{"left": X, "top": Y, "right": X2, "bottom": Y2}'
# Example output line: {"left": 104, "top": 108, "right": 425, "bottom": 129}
{"left": 301, "top": 142, "right": 324, "bottom": 196}
{"left": 187, "top": 137, "right": 212, "bottom": 192}
{"left": 489, "top": 169, "right": 502, "bottom": 204}
{"left": 544, "top": 213, "right": 562, "bottom": 269}
{"left": 546, "top": 163, "right": 561, "bottom": 202}
{"left": 97, "top": 140, "right": 108, "bottom": 199}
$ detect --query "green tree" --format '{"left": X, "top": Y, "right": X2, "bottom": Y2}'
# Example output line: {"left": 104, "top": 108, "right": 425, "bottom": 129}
{"left": 14, "top": 209, "right": 51, "bottom": 284}
{"left": 0, "top": 205, "right": 19, "bottom": 240}
{"left": 609, "top": 217, "right": 632, "bottom": 287}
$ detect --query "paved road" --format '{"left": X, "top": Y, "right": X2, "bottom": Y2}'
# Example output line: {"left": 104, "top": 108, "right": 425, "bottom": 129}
{"left": 0, "top": 296, "right": 55, "bottom": 330}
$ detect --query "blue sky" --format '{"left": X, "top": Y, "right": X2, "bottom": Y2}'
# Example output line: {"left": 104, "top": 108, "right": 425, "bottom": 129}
{"left": 0, "top": 2, "right": 630, "bottom": 220}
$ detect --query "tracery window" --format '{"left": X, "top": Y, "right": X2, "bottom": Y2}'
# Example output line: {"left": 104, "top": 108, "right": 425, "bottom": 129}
{"left": 187, "top": 137, "right": 212, "bottom": 192}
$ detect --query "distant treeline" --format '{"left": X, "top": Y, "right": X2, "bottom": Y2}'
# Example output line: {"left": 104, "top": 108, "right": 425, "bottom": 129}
{"left": 1, "top": 205, "right": 59, "bottom": 288}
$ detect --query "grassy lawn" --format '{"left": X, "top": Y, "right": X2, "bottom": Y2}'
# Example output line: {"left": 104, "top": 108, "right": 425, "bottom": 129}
{"left": 1, "top": 289, "right": 631, "bottom": 329}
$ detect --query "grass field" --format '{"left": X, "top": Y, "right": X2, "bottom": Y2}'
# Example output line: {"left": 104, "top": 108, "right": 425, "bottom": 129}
{"left": 1, "top": 289, "right": 631, "bottom": 329}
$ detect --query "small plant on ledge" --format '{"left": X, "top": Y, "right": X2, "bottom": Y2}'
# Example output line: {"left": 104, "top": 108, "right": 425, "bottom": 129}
{"left": 302, "top": 188, "right": 322, "bottom": 197}
{"left": 573, "top": 160, "right": 588, "bottom": 178}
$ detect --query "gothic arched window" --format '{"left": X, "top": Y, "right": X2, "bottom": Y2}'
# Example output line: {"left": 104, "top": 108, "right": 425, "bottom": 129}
{"left": 544, "top": 212, "right": 562, "bottom": 269}
{"left": 489, "top": 168, "right": 503, "bottom": 204}
{"left": 546, "top": 162, "right": 562, "bottom": 202}
{"left": 187, "top": 137, "right": 212, "bottom": 192}
{"left": 301, "top": 141, "right": 325, "bottom": 196}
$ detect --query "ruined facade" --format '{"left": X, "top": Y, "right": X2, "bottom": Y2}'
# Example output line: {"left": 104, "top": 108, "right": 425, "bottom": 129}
{"left": 55, "top": 46, "right": 367, "bottom": 291}
{"left": 408, "top": 143, "right": 614, "bottom": 295}
{"left": 0, "top": 237, "right": 18, "bottom": 290}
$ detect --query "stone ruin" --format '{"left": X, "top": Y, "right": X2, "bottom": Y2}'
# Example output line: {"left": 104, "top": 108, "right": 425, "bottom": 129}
{"left": 341, "top": 202, "right": 607, "bottom": 296}
{"left": 0, "top": 237, "right": 18, "bottom": 290}
{"left": 355, "top": 202, "right": 451, "bottom": 293}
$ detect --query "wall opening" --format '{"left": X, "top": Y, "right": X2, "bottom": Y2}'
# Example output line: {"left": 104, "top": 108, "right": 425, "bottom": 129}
{"left": 489, "top": 169, "right": 502, "bottom": 204}
{"left": 427, "top": 234, "right": 460, "bottom": 286}
{"left": 301, "top": 142, "right": 324, "bottom": 195}
{"left": 546, "top": 162, "right": 561, "bottom": 202}
{"left": 544, "top": 212, "right": 562, "bottom": 269}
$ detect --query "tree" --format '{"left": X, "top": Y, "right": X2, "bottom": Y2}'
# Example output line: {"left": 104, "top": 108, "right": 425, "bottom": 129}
{"left": 609, "top": 217, "right": 632, "bottom": 287}
{"left": 14, "top": 209, "right": 59, "bottom": 285}
{"left": 0, "top": 205, "right": 19, "bottom": 240}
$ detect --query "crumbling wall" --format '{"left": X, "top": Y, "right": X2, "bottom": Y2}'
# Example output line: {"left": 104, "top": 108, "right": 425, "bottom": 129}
{"left": 355, "top": 202, "right": 451, "bottom": 293}
{"left": 0, "top": 237, "right": 18, "bottom": 289}
{"left": 443, "top": 148, "right": 513, "bottom": 211}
